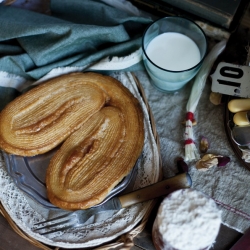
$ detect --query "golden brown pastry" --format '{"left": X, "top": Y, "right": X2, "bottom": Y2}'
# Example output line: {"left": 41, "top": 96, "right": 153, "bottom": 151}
{"left": 0, "top": 72, "right": 144, "bottom": 210}
{"left": 0, "top": 73, "right": 109, "bottom": 156}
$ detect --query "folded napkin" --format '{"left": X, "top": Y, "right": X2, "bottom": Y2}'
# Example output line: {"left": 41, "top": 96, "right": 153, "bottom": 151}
{"left": 0, "top": 0, "right": 152, "bottom": 109}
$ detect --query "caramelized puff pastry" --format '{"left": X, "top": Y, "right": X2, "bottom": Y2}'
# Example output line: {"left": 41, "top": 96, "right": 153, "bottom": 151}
{"left": 0, "top": 73, "right": 109, "bottom": 156}
{"left": 46, "top": 73, "right": 144, "bottom": 210}
{"left": 0, "top": 72, "right": 144, "bottom": 210}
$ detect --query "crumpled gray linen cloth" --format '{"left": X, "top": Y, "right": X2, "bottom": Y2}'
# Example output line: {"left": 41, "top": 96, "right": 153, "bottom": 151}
{"left": 134, "top": 70, "right": 250, "bottom": 234}
{"left": 0, "top": 0, "right": 152, "bottom": 109}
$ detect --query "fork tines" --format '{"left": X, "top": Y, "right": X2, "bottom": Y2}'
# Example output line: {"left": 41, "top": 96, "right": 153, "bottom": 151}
{"left": 33, "top": 212, "right": 77, "bottom": 235}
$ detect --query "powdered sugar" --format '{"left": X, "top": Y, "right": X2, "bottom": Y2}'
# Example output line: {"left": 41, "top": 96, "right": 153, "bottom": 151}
{"left": 157, "top": 189, "right": 221, "bottom": 250}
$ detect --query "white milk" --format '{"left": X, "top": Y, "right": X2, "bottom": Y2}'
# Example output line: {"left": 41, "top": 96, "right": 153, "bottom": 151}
{"left": 146, "top": 32, "right": 201, "bottom": 71}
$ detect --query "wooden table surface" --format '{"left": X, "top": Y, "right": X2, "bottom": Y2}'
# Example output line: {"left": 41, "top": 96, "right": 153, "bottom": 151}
{"left": 0, "top": 1, "right": 250, "bottom": 249}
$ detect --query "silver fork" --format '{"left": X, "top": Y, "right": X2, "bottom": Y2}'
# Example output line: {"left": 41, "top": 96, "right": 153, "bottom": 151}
{"left": 33, "top": 198, "right": 123, "bottom": 235}
{"left": 33, "top": 172, "right": 192, "bottom": 235}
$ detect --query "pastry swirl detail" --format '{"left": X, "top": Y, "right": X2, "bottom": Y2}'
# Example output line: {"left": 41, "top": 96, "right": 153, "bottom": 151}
{"left": 0, "top": 72, "right": 144, "bottom": 210}
{"left": 0, "top": 78, "right": 109, "bottom": 156}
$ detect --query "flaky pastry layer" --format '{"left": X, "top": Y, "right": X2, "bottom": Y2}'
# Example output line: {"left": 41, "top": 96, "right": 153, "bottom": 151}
{"left": 0, "top": 72, "right": 144, "bottom": 210}
{"left": 0, "top": 74, "right": 109, "bottom": 156}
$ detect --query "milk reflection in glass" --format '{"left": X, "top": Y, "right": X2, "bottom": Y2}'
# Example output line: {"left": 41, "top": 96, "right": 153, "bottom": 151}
{"left": 146, "top": 32, "right": 201, "bottom": 71}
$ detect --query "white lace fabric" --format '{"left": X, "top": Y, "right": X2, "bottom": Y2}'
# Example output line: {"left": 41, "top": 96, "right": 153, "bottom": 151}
{"left": 0, "top": 71, "right": 160, "bottom": 248}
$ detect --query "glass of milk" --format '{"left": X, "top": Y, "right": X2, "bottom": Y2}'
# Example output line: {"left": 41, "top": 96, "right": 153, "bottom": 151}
{"left": 142, "top": 16, "right": 207, "bottom": 92}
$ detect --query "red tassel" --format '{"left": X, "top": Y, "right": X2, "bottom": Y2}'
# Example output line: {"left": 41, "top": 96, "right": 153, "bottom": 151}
{"left": 186, "top": 112, "right": 194, "bottom": 122}
{"left": 185, "top": 139, "right": 194, "bottom": 145}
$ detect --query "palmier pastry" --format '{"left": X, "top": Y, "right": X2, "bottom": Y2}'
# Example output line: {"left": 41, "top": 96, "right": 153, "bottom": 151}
{"left": 0, "top": 72, "right": 144, "bottom": 210}
{"left": 0, "top": 73, "right": 109, "bottom": 156}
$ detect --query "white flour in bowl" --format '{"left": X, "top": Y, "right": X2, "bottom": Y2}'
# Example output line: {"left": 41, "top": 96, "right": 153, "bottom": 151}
{"left": 153, "top": 188, "right": 221, "bottom": 250}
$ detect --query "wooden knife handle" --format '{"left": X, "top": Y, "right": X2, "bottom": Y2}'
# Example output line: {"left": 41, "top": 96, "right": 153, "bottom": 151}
{"left": 118, "top": 173, "right": 192, "bottom": 208}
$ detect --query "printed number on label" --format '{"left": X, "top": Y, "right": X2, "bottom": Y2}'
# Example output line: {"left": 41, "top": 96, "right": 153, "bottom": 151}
{"left": 211, "top": 62, "right": 250, "bottom": 98}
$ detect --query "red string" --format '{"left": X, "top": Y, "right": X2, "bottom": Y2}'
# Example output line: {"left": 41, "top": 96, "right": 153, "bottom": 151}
{"left": 186, "top": 112, "right": 194, "bottom": 122}
{"left": 185, "top": 139, "right": 194, "bottom": 145}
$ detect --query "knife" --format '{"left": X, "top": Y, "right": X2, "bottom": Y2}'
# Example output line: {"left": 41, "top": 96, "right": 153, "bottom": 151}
{"left": 86, "top": 172, "right": 191, "bottom": 211}
{"left": 117, "top": 172, "right": 192, "bottom": 208}
{"left": 34, "top": 172, "right": 192, "bottom": 234}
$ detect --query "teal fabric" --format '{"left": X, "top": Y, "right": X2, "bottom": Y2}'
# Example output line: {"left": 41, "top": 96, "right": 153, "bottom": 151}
{"left": 0, "top": 0, "right": 152, "bottom": 109}
{"left": 0, "top": 88, "right": 19, "bottom": 110}
{"left": 0, "top": 0, "right": 151, "bottom": 80}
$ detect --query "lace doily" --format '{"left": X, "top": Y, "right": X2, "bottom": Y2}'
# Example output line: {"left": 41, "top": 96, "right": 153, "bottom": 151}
{"left": 0, "top": 71, "right": 160, "bottom": 248}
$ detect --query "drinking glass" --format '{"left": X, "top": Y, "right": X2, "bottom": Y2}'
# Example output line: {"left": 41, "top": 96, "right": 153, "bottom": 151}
{"left": 142, "top": 16, "right": 207, "bottom": 92}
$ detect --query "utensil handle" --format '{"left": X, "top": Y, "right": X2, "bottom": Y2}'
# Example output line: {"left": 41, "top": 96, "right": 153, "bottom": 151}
{"left": 118, "top": 173, "right": 192, "bottom": 208}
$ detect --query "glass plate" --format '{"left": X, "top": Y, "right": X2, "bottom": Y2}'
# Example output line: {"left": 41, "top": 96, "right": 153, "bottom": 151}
{"left": 3, "top": 148, "right": 139, "bottom": 210}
